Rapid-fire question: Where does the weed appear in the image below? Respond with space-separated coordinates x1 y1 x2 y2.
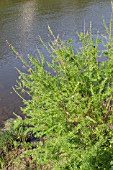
1 14 113 170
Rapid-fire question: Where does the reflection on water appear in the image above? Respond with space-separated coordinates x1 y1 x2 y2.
0 0 111 126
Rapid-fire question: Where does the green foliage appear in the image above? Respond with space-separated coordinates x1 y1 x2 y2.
0 129 13 169
0 118 37 169
12 21 113 169
2 17 113 169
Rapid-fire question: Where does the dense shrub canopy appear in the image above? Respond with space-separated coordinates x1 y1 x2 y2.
1 20 113 169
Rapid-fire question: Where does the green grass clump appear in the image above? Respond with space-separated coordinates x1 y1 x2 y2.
1 18 113 169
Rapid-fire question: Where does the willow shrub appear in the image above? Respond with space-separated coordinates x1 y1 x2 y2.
10 20 113 169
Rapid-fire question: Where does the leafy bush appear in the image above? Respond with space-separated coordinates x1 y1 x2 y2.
3 18 113 169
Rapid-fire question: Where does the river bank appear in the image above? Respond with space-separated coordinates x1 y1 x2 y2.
1 16 113 168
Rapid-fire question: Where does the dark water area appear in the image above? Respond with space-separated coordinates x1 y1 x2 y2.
0 0 111 127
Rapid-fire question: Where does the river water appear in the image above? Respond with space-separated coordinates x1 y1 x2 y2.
0 0 111 126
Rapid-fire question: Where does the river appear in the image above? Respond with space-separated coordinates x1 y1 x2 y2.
0 0 111 127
